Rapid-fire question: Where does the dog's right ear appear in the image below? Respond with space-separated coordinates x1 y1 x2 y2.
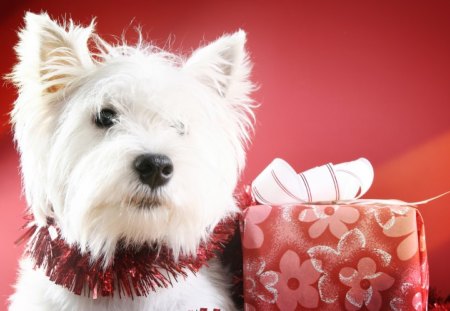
10 12 95 94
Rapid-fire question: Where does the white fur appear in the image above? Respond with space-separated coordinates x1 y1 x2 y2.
9 12 255 310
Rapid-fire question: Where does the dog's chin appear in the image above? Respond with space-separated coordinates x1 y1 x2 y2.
125 195 164 210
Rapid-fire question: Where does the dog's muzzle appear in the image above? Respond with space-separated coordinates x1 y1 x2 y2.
133 153 173 188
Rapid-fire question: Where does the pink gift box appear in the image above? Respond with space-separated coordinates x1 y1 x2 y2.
240 204 428 311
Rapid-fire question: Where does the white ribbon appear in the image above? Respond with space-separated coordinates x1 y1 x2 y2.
251 157 449 207
252 158 374 205
336 191 450 207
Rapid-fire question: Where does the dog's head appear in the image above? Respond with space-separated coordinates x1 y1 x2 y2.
10 12 255 262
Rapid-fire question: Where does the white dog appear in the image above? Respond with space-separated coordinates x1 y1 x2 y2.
8 12 255 311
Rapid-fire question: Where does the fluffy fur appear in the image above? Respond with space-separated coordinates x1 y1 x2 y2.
9 12 255 311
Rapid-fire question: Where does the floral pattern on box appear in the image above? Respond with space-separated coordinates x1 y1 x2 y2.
241 204 428 311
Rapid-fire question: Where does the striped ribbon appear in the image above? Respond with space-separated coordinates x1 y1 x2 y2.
251 158 449 207
251 158 374 205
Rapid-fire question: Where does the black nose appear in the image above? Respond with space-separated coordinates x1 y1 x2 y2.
133 154 173 188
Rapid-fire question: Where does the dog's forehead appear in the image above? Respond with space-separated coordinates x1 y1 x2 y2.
80 56 201 109
98 55 185 88
62 49 232 122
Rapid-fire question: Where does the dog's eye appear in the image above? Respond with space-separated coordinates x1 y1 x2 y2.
171 121 186 136
95 108 118 128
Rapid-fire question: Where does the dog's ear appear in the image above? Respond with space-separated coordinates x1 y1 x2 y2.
184 30 256 171
184 30 254 101
10 12 95 94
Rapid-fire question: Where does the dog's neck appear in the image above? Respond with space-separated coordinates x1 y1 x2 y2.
18 215 237 298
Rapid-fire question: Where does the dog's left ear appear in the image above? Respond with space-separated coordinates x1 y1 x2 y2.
184 30 253 101
10 12 95 94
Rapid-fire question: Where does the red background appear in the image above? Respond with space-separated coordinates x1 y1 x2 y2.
1 1 449 309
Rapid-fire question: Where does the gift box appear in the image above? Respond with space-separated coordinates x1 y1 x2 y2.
240 203 428 311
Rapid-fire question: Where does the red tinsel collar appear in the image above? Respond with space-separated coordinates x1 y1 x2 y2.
17 215 237 299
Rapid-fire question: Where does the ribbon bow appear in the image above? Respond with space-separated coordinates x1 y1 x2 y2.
251 158 374 205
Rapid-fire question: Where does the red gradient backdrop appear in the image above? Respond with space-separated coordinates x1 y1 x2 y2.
1 1 449 309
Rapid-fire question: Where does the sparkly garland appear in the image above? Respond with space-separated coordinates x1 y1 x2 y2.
17 215 237 299
428 288 450 310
